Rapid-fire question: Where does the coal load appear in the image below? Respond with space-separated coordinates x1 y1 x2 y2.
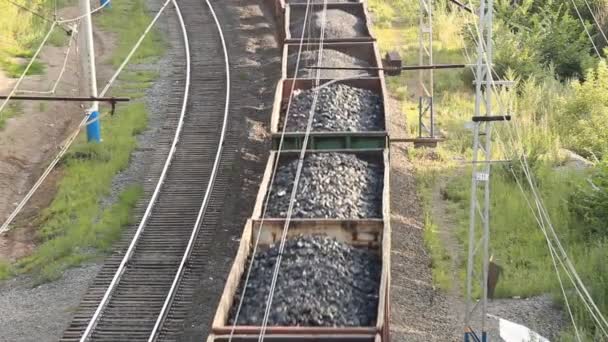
288 49 374 79
266 153 383 219
290 9 366 39
229 235 381 327
281 83 383 132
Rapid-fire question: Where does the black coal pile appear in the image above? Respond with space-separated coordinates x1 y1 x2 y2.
281 83 383 132
290 9 366 39
266 153 383 219
229 235 381 327
287 49 374 79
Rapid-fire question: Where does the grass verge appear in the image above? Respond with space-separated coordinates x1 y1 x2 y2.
7 0 164 283
0 102 23 129
370 1 607 339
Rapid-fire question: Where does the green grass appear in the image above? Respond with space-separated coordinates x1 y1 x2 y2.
371 1 608 339
0 59 46 78
417 169 453 291
48 28 69 47
96 0 165 66
0 259 13 280
1 0 164 283
18 99 150 282
0 102 23 129
0 0 53 75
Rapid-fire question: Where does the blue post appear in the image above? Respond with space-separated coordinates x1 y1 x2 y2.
86 110 101 143
100 0 111 9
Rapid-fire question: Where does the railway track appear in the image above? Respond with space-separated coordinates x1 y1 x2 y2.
61 0 232 341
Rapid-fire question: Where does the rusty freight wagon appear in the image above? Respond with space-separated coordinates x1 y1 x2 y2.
207 149 391 342
269 77 389 150
284 3 375 43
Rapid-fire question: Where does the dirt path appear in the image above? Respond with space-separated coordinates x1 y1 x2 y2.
432 173 465 298
388 97 462 341
0 2 178 341
0 6 116 261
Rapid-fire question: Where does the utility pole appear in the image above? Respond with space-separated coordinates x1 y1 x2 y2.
418 0 434 140
79 0 101 142
464 0 511 341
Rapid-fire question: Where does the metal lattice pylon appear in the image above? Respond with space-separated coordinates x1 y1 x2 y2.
464 0 499 341
418 0 434 138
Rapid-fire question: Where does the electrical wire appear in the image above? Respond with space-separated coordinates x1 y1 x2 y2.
227 1 316 339
98 0 174 97
0 0 174 234
457 2 608 335
257 2 330 340
569 0 603 58
56 1 106 24
582 0 608 45
0 21 57 121
17 22 80 95
3 0 54 23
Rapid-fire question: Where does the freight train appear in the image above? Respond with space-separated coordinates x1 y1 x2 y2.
208 1 391 340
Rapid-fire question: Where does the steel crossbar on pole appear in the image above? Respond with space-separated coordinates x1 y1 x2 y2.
418 0 435 139
464 1 507 341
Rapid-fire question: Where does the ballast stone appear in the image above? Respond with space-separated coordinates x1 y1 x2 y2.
266 152 383 219
281 83 383 132
228 235 381 327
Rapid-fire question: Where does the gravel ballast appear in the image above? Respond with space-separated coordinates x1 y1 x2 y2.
229 235 381 327
288 49 374 79
281 83 383 132
290 9 367 39
266 153 383 219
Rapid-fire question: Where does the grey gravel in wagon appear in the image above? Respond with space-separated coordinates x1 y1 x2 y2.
281 83 383 132
290 9 367 40
287 49 374 79
229 235 381 327
266 153 383 219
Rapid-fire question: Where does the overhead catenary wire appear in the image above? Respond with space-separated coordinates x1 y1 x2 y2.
506 159 583 341
0 21 57 120
227 0 316 339
3 0 54 23
569 0 603 58
76 2 197 339
56 1 106 24
449 0 584 332
257 2 330 341
457 1 608 335
18 21 80 95
146 0 230 339
0 0 174 235
582 0 608 45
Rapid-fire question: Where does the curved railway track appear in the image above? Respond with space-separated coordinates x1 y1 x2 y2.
61 0 232 340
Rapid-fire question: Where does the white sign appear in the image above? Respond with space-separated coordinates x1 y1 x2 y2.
475 172 489 181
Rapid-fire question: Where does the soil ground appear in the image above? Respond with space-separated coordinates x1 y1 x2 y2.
387 93 566 340
387 97 462 341
0 1 175 340
0 6 116 261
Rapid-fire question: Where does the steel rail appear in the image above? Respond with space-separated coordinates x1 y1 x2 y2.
77 0 193 339
147 0 231 339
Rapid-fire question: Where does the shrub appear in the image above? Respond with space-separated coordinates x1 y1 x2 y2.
569 160 608 240
558 61 608 159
